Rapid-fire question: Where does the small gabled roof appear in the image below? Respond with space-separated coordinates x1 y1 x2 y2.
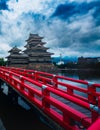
26 33 43 42
8 46 21 53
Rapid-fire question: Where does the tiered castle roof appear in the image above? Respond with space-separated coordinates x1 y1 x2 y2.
23 33 53 63
8 46 21 54
7 46 28 65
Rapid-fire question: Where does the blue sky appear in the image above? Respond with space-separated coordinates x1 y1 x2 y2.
0 0 100 58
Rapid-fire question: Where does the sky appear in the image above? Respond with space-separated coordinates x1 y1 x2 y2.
0 0 100 58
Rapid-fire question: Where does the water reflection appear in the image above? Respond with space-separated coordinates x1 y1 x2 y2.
59 69 100 84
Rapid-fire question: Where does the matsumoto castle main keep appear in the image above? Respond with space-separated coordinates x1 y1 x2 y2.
7 34 54 71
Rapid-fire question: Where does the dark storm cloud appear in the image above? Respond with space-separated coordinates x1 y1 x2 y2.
19 12 46 32
80 30 100 44
0 0 9 10
47 1 100 56
92 2 100 26
52 1 100 21
28 12 46 22
21 12 46 24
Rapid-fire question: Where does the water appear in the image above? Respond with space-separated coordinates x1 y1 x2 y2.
59 69 100 83
0 69 100 130
58 69 100 93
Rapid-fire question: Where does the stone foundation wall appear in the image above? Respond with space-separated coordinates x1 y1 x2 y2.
27 63 58 73
8 63 58 73
8 64 27 69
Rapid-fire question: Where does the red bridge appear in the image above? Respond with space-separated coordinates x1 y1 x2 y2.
0 66 100 130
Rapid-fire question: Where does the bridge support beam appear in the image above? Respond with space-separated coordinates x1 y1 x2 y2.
0 79 4 93
7 84 18 105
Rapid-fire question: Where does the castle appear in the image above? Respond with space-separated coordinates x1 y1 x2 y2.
7 34 55 72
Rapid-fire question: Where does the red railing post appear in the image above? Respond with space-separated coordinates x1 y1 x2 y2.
3 71 6 80
98 96 100 109
53 75 58 88
9 71 13 83
97 96 100 117
63 111 73 127
67 86 73 96
31 72 34 79
42 85 50 110
63 111 80 130
28 90 34 99
42 78 46 85
88 82 98 122
34 71 38 81
1 71 4 79
20 75 24 91
23 69 26 77
88 82 96 104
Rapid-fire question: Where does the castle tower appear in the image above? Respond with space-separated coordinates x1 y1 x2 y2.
23 33 54 71
7 46 28 68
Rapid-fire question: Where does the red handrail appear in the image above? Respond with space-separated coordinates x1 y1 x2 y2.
88 118 100 130
0 66 100 129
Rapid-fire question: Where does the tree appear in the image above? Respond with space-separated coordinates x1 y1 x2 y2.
0 58 6 66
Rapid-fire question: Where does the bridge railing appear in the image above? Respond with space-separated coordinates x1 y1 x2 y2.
3 67 100 105
0 67 100 129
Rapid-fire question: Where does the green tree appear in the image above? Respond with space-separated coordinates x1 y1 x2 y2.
0 58 6 66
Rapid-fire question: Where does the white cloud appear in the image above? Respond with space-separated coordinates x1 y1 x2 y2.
6 0 68 18
68 0 96 3
0 0 100 58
